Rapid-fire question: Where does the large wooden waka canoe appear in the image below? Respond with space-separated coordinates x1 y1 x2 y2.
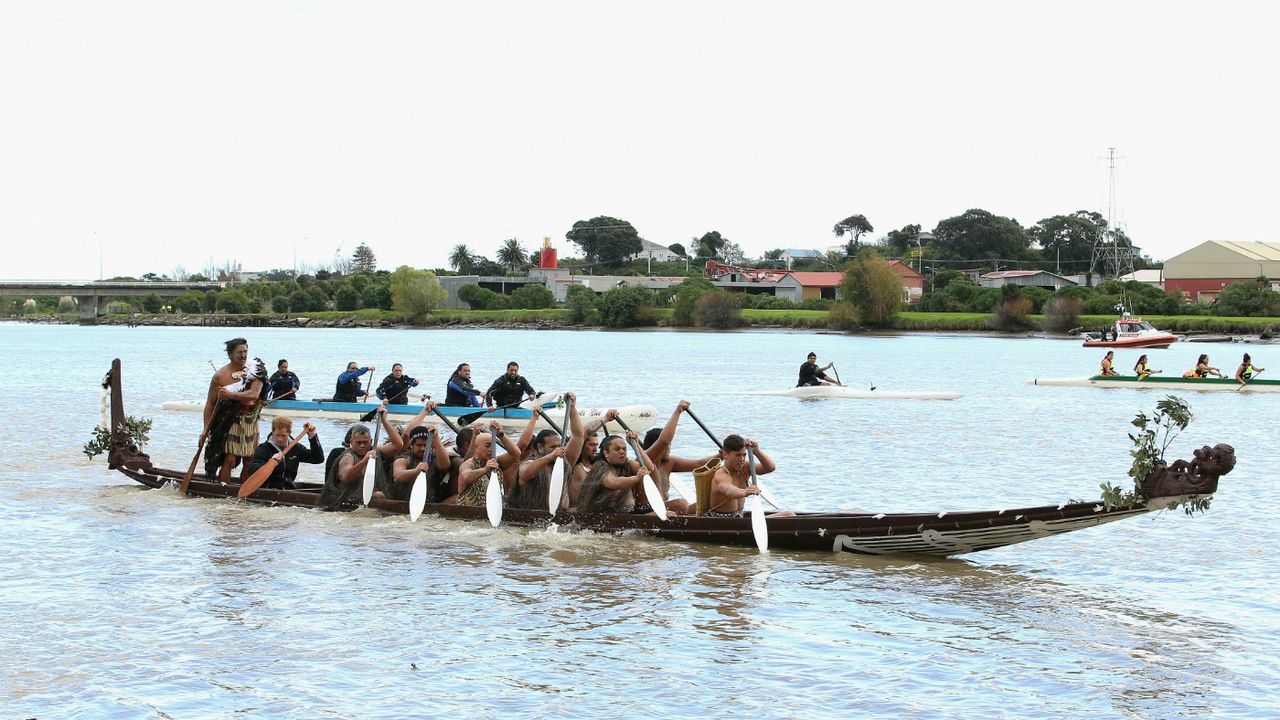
104 360 1194 558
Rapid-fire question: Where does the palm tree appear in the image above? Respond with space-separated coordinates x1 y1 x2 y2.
449 244 475 274
497 238 529 273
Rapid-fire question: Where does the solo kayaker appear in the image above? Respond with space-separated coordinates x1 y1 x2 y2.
1235 353 1265 387
1099 351 1119 376
334 362 374 402
797 352 842 387
1133 355 1162 380
1183 354 1223 379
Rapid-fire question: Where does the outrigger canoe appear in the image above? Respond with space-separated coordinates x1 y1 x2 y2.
160 397 660 432
1032 375 1280 393
104 360 1224 558
720 386 961 401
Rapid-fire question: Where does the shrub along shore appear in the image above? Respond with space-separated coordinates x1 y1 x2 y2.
11 309 1278 336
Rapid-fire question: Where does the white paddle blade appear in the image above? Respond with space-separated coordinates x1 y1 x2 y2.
750 495 768 551
669 475 695 503
485 474 503 527
642 476 668 521
409 473 427 522
361 459 376 506
548 458 565 514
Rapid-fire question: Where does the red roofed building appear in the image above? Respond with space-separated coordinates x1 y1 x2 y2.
704 260 925 304
886 260 925 304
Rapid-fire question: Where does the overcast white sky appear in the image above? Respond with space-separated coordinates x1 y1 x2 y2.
1 1 1276 280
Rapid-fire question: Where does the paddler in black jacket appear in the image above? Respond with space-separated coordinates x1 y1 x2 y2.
334 361 374 402
266 359 300 401
376 363 419 405
445 363 486 407
246 416 324 490
486 361 538 408
797 352 842 387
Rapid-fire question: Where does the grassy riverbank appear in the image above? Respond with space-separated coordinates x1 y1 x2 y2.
12 309 1280 334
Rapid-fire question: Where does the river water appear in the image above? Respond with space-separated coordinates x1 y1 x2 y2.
1 323 1276 719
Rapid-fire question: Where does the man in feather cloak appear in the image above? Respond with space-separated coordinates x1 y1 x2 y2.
201 338 268 484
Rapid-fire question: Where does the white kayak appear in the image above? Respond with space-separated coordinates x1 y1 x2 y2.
720 385 962 401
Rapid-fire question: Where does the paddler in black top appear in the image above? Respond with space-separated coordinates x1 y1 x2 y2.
509 393 586 511
266 359 301 401
334 361 374 402
385 425 451 502
797 352 842 387
246 415 324 490
445 363 486 407
486 361 538 408
319 406 403 509
376 363 419 405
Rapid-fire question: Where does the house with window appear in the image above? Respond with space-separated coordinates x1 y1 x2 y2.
779 249 825 269
632 239 681 262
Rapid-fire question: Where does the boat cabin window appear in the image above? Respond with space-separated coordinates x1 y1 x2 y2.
1136 321 1155 331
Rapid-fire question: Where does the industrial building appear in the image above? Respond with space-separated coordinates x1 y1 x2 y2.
1162 241 1280 303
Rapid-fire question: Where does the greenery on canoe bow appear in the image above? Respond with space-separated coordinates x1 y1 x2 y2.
1100 396 1210 515
83 415 153 459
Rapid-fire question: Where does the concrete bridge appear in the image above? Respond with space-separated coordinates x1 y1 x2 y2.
0 281 227 323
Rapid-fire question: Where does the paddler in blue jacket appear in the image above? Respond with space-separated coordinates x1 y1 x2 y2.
445 363 486 407
334 362 374 402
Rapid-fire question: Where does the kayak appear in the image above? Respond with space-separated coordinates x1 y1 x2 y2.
1031 375 1280 393
720 386 961 401
161 396 660 431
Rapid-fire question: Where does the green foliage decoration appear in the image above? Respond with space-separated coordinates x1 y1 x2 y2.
1100 396 1210 515
83 415 152 459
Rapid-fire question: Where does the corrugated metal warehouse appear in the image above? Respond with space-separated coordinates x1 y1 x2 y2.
1162 241 1280 302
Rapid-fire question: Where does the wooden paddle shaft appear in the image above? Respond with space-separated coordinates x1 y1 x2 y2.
683 408 724 450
